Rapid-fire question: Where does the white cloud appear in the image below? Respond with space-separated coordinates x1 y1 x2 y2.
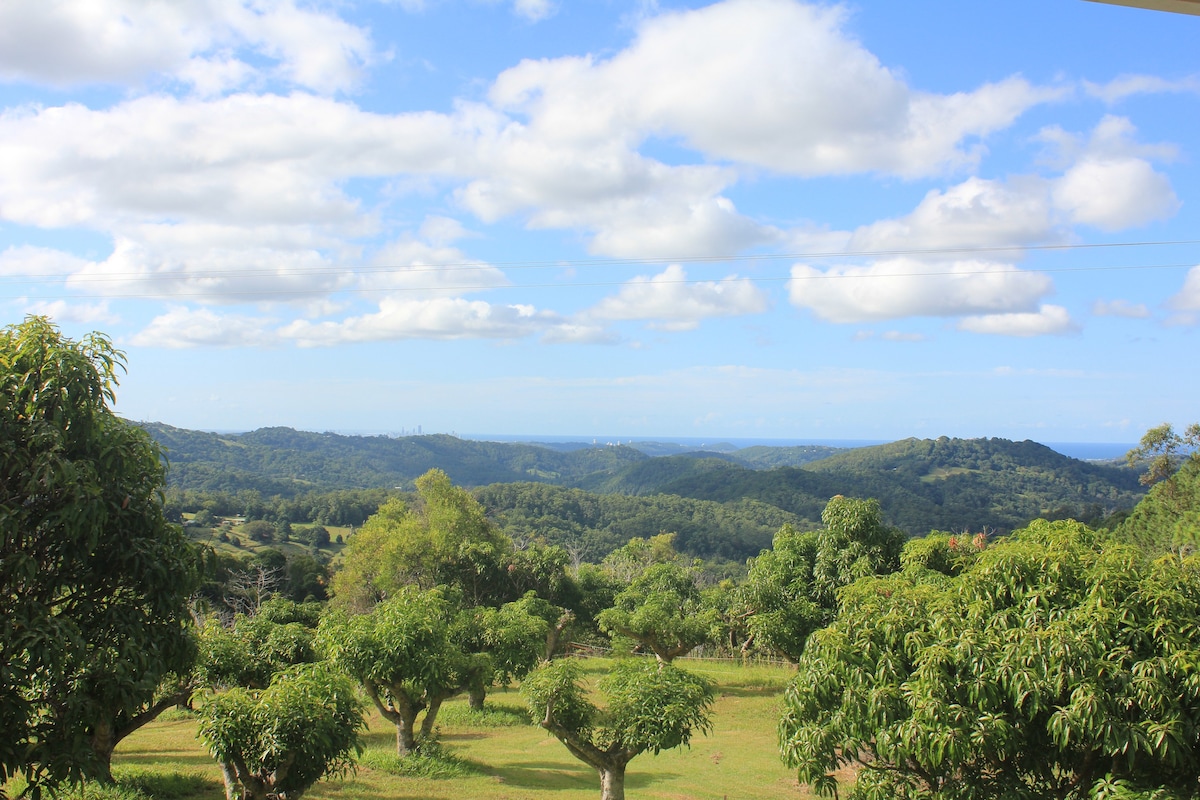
490 0 1058 178
847 176 1057 253
1092 299 1151 319
513 0 557 22
0 245 93 277
0 0 374 94
957 305 1078 337
1168 265 1200 312
588 264 769 331
279 296 556 345
20 299 119 326
787 257 1052 323
1083 74 1200 105
130 306 279 347
1048 116 1179 231
0 93 467 230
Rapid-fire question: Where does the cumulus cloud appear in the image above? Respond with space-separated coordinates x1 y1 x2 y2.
587 264 769 331
0 0 374 94
490 0 1057 179
1168 265 1200 313
19 299 119 326
787 258 1052 323
1092 299 1151 318
279 296 557 345
130 306 279 347
957 305 1078 337
847 176 1058 253
0 93 468 230
1047 116 1179 231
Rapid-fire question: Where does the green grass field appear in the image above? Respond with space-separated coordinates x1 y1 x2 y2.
69 658 812 800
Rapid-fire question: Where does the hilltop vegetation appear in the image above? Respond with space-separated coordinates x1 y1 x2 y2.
143 424 1145 565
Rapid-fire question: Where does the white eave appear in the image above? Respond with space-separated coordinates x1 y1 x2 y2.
1085 0 1200 15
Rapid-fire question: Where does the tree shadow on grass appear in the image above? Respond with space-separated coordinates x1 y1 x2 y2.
716 685 788 698
483 759 677 792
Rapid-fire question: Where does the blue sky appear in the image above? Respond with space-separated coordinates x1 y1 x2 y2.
1 0 1197 443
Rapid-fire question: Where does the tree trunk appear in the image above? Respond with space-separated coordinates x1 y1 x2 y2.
468 684 486 710
420 696 445 739
90 720 117 783
395 715 418 756
219 761 239 800
599 764 627 800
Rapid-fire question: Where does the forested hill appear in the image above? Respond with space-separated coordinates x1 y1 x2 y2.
142 423 650 492
682 436 1143 534
143 424 1144 544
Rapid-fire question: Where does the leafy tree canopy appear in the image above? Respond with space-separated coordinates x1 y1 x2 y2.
780 518 1200 800
1 317 198 790
522 658 714 800
197 663 363 800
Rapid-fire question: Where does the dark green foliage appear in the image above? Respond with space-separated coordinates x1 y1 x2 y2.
739 496 905 662
319 587 473 755
198 599 321 690
1 318 199 791
143 423 648 494
153 424 1145 563
1117 459 1200 557
780 519 1200 800
523 659 714 800
197 664 364 800
240 520 276 543
477 482 795 563
598 562 721 662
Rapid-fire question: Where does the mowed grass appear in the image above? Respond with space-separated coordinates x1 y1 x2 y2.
104 657 810 800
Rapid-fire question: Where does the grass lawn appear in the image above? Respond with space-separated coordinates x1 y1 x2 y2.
101 657 809 800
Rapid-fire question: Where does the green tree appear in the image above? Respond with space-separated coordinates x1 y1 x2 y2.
738 524 824 662
1119 423 1200 558
318 587 470 755
522 658 714 800
198 599 321 691
330 469 511 611
197 663 363 800
1126 422 1200 485
738 497 905 662
598 562 720 663
0 317 199 791
779 518 1200 800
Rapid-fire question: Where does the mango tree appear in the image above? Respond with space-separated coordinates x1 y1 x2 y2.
197 664 363 800
780 519 1200 800
1 317 198 790
522 659 714 800
318 587 471 755
597 562 720 662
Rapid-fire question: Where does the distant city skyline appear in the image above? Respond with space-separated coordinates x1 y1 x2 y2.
2 1 1197 443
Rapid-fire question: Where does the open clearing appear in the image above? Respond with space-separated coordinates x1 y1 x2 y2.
102 658 811 800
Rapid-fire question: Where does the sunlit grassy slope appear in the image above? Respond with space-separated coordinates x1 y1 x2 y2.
103 658 809 800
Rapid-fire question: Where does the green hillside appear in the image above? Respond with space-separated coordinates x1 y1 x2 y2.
143 425 1146 558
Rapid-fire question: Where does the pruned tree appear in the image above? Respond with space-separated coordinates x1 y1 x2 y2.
598 562 720 663
318 587 470 755
522 659 714 800
197 664 363 800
